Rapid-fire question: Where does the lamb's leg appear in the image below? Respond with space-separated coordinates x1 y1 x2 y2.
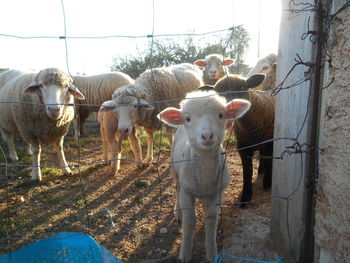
73 114 80 138
109 138 122 175
179 192 195 263
31 144 42 182
100 121 109 164
239 148 254 207
1 130 18 161
55 138 72 175
143 130 153 164
129 127 143 167
173 171 181 225
204 195 222 262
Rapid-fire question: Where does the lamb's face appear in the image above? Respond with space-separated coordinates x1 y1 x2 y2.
114 95 140 137
158 91 251 153
195 55 234 83
114 95 154 138
182 99 227 151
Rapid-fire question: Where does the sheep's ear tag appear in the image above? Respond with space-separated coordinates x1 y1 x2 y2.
25 82 41 92
194 60 206 68
157 108 184 126
246 74 265 89
68 85 85 100
225 99 251 120
223 59 234 66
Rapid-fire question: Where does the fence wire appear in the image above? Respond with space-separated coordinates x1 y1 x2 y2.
0 0 348 262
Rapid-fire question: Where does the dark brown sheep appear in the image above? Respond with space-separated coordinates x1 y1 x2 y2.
215 74 275 206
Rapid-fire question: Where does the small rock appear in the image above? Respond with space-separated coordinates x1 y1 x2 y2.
159 227 168 234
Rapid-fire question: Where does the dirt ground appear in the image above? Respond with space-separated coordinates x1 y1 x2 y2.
0 118 281 263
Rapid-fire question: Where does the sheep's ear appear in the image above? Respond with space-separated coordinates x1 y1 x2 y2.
157 108 184 127
99 100 116 112
223 59 234 66
198 85 215 92
139 98 154 121
68 85 85 100
25 81 41 92
194 60 207 68
246 74 265 89
224 99 251 120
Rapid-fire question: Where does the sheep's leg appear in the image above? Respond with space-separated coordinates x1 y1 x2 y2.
257 157 264 177
55 138 72 176
179 191 195 263
204 194 222 262
129 127 143 167
143 130 153 164
1 130 18 161
31 144 41 182
73 114 80 138
109 138 122 175
261 145 273 189
165 126 173 144
24 142 32 156
239 148 254 207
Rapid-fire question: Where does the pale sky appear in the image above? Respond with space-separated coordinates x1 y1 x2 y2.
0 0 281 75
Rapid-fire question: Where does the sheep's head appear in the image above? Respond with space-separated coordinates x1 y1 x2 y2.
194 54 234 85
25 68 85 120
102 84 153 137
247 54 277 91
158 90 251 152
214 74 265 101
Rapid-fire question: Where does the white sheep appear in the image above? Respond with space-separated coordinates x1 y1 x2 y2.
158 90 251 263
246 53 277 91
0 68 85 181
97 100 142 175
73 72 134 137
105 63 203 164
0 69 23 89
194 54 234 85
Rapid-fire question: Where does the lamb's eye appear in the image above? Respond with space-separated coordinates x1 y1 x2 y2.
219 113 223 119
186 116 191 122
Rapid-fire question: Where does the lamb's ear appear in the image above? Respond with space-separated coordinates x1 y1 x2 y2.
194 60 207 68
68 84 85 100
223 59 234 66
157 107 184 127
99 100 116 112
25 81 42 92
246 74 265 89
224 99 251 120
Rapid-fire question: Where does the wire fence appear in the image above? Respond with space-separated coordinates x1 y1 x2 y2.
0 0 348 262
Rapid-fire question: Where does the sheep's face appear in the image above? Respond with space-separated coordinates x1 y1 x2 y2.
158 91 251 152
25 69 85 120
195 54 234 83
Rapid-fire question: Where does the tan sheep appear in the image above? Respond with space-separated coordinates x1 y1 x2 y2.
73 72 134 136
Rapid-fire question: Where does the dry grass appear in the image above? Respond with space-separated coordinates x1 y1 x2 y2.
0 119 272 262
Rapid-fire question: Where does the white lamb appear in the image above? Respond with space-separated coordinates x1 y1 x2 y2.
158 90 251 263
0 68 85 182
73 72 134 137
97 100 142 175
194 54 234 85
104 63 203 165
246 53 277 91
